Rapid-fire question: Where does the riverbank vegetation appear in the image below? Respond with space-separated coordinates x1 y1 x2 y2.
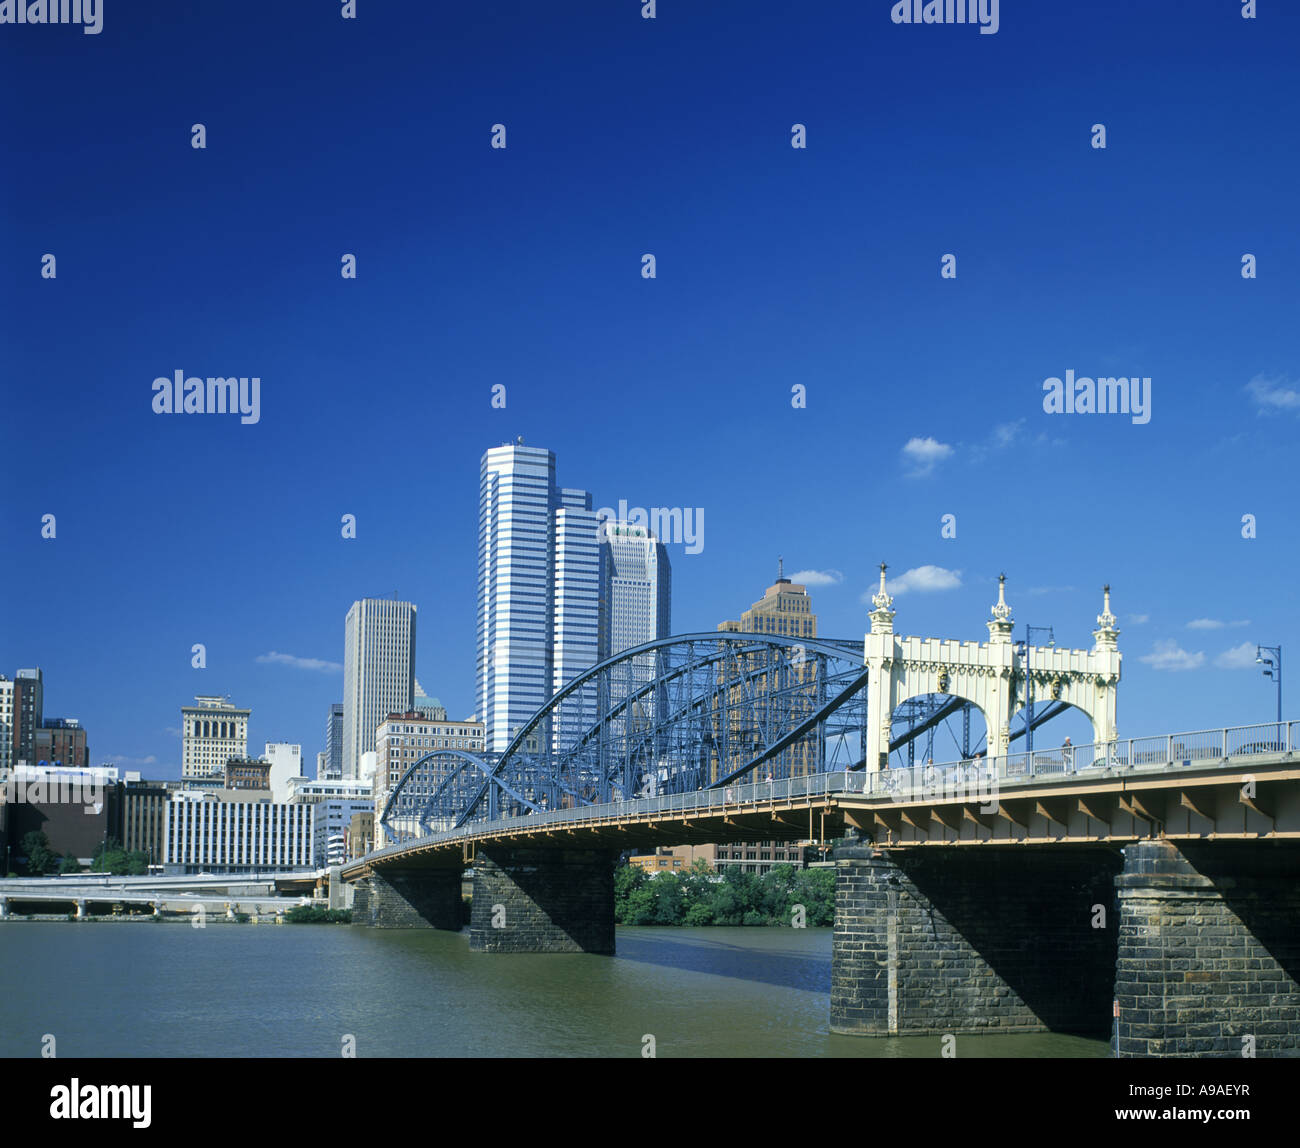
614 860 834 927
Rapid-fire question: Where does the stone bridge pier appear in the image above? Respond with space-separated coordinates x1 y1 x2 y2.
831 842 1121 1038
352 847 619 954
1114 840 1300 1057
831 838 1300 1055
468 846 618 954
351 866 464 930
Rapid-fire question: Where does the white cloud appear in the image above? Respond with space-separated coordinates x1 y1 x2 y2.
1186 618 1250 630
872 565 962 596
1127 614 1150 625
970 419 1026 463
991 420 1024 448
1215 642 1259 670
103 754 158 766
901 436 954 478
1246 375 1300 414
789 569 842 587
1139 640 1205 672
257 651 343 673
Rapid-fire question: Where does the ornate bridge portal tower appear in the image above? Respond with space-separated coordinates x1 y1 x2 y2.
862 567 1121 770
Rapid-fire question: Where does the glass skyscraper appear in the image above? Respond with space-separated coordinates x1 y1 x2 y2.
598 521 671 659
477 441 602 753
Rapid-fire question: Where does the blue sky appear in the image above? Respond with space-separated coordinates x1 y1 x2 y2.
2 1 1296 776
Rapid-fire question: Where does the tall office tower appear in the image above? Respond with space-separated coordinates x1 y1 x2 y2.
181 696 251 779
324 703 344 780
342 599 416 780
717 560 820 778
476 442 603 753
13 668 44 766
718 559 818 641
0 676 14 777
598 521 671 657
598 521 672 745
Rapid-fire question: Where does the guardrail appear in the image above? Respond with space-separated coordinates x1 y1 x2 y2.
358 720 1298 865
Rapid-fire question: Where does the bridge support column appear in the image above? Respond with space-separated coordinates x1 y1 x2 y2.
831 842 1120 1037
351 867 463 929
1114 840 1300 1057
75 899 87 919
0 895 8 918
469 847 617 954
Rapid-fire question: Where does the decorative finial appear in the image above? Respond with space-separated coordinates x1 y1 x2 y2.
991 573 1012 622
1096 584 1117 631
871 564 891 608
869 561 895 631
987 572 1015 643
1093 583 1120 650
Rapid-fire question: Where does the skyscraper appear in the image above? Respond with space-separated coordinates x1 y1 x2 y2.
598 521 671 658
324 703 344 780
597 521 672 753
343 599 416 779
182 696 251 779
477 441 602 752
13 668 44 767
718 561 820 778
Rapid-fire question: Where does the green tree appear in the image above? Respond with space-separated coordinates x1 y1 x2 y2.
20 831 56 876
58 854 80 875
791 867 835 926
89 838 147 876
649 871 683 924
614 863 648 923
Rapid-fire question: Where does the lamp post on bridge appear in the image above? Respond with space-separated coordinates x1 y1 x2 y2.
1255 645 1282 743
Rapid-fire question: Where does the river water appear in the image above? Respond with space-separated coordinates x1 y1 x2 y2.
0 922 1108 1058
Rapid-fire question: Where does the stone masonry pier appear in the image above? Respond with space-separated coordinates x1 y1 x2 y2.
468 846 618 954
831 842 1121 1037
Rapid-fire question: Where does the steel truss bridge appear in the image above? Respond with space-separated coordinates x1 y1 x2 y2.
379 632 1085 845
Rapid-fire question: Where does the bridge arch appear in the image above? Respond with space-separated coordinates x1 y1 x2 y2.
863 568 1121 770
380 632 870 840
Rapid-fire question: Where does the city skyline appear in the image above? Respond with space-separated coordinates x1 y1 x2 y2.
3 3 1297 777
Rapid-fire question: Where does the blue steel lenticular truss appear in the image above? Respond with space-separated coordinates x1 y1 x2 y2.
381 632 883 842
378 632 1028 844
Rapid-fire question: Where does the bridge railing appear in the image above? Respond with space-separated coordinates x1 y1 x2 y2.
883 720 1297 795
363 721 1297 860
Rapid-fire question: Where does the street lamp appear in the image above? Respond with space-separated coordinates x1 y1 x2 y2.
1255 645 1282 737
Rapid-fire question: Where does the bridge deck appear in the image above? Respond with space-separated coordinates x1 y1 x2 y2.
345 745 1300 878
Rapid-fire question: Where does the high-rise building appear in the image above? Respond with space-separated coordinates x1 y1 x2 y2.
476 442 602 752
0 676 13 778
181 696 251 779
718 559 817 643
324 703 344 780
412 681 447 721
598 521 671 657
13 668 44 767
342 599 416 780
264 742 305 802
717 561 820 778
